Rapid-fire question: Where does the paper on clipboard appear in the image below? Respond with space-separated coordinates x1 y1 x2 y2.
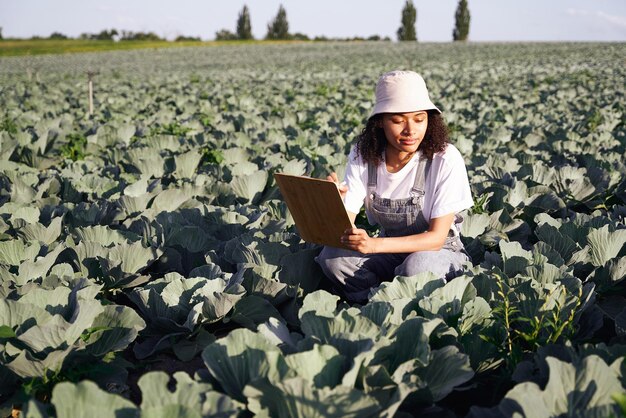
274 173 352 248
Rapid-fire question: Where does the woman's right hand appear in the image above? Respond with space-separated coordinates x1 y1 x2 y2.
327 172 348 200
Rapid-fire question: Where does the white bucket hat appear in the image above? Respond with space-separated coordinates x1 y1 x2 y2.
370 70 441 118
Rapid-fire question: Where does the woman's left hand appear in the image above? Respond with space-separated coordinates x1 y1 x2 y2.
340 228 379 254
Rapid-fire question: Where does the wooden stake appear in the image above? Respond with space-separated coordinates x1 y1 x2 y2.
87 71 97 115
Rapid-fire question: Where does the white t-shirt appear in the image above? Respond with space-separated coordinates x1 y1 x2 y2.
343 143 473 224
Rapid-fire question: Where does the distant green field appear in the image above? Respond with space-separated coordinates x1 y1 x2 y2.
0 38 295 56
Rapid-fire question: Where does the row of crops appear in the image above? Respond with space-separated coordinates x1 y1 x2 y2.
0 42 625 417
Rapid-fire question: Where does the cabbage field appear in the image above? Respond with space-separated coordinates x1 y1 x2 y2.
0 42 625 417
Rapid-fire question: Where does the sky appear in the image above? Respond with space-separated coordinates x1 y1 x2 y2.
1 0 626 42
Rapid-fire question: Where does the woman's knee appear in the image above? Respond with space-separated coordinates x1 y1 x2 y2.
395 250 467 280
315 246 359 284
315 247 382 303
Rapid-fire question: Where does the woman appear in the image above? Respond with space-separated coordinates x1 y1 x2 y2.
316 70 473 304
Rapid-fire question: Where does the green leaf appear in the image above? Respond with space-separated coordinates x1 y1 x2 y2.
245 377 381 418
458 297 492 335
360 302 394 327
285 344 345 388
123 176 149 197
85 305 146 356
17 299 104 352
0 325 16 338
150 187 196 212
535 223 578 263
17 244 66 285
125 148 165 178
280 159 307 176
418 275 476 323
613 393 626 417
229 295 283 330
201 328 290 402
587 225 626 267
370 317 430 373
172 329 216 362
73 225 138 246
0 298 51 334
174 150 202 179
461 213 491 238
138 371 211 416
257 317 301 350
587 256 626 293
9 205 41 224
0 239 40 266
370 273 443 302
221 148 250 165
229 161 259 176
300 308 381 343
299 290 339 319
469 355 623 417
52 380 139 418
417 345 474 402
108 241 160 274
278 248 323 293
15 217 63 245
20 399 50 418
499 240 531 260
230 170 268 204
199 285 245 325
6 347 72 378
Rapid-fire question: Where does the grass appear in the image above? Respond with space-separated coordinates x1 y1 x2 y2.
0 39 312 57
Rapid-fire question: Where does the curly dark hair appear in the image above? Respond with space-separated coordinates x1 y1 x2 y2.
354 110 449 166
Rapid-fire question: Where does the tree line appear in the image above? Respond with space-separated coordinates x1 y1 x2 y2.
0 1 470 43
397 0 470 41
215 5 389 42
25 29 183 42
217 1 470 42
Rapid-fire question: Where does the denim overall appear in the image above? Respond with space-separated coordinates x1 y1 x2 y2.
316 156 470 304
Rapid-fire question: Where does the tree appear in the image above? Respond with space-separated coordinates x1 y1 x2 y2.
79 29 116 41
85 29 118 40
0 27 3 40
236 5 253 40
49 32 68 40
175 35 201 42
215 29 238 41
397 1 417 41
266 5 290 40
119 31 160 41
453 0 471 41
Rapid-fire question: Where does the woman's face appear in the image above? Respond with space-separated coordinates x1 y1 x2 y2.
381 111 429 156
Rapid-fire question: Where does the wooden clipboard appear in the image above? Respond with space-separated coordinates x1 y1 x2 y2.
274 173 352 248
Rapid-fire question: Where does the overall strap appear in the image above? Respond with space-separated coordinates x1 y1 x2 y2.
367 161 377 190
365 161 378 222
410 157 461 238
410 157 431 200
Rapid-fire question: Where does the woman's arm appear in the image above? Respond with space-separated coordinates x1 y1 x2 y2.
340 212 456 254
